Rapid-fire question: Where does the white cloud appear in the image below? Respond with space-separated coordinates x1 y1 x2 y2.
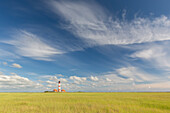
131 49 155 59
102 73 130 84
131 44 170 71
2 30 64 61
58 78 67 82
73 80 80 84
41 75 68 85
46 84 53 88
90 76 99 81
27 72 38 76
49 76 58 81
83 67 170 91
131 46 165 60
106 78 111 82
116 67 158 82
135 81 170 89
2 62 8 66
10 73 18 76
47 76 68 82
0 49 20 59
50 1 170 46
11 63 22 68
0 73 42 90
55 74 64 77
36 68 170 92
46 80 56 84
69 76 86 82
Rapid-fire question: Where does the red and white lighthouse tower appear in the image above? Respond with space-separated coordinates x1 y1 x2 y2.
58 81 61 92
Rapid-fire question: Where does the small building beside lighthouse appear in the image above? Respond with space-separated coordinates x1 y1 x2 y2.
53 89 58 92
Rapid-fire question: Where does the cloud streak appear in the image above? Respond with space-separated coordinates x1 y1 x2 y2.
116 67 158 82
2 30 64 61
131 43 170 71
50 1 170 46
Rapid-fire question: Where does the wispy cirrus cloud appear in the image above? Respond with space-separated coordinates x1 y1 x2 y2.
0 49 20 59
49 0 170 46
131 43 170 71
2 30 64 61
116 67 158 82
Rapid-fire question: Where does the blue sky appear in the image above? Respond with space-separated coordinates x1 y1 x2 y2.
0 0 170 92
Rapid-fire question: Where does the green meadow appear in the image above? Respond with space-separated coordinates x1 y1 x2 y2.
0 92 169 113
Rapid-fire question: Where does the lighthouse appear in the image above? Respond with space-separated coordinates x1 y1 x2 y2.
58 81 61 92
50 81 66 93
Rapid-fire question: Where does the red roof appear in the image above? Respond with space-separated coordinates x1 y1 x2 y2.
61 89 66 92
53 89 58 92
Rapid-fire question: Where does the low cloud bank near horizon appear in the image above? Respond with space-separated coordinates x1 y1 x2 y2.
1 68 170 92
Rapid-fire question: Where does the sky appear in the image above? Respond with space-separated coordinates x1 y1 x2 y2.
0 0 170 92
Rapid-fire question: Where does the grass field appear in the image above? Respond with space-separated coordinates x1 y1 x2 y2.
0 92 170 113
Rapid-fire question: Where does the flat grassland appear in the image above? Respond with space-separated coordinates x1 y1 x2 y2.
0 92 169 113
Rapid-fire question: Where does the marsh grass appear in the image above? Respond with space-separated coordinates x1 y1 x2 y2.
0 92 169 113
